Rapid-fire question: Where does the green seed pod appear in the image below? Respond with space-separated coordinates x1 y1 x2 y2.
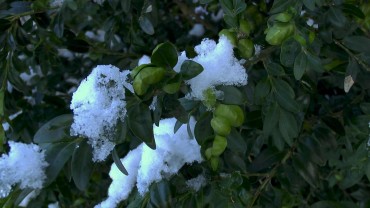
210 156 219 171
131 64 154 79
214 104 244 127
218 29 237 46
205 147 213 160
265 22 295 46
211 116 231 136
239 19 252 36
238 38 254 59
202 88 217 109
133 78 149 96
139 66 166 84
212 135 227 156
274 12 293 23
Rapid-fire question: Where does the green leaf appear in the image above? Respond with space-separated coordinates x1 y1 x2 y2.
343 36 370 53
294 52 308 80
255 79 271 103
0 19 11 31
322 116 345 136
67 39 90 53
279 109 298 146
223 14 238 28
244 110 263 129
248 148 285 172
194 112 213 145
34 114 73 144
218 85 246 105
342 3 365 19
72 141 93 191
227 128 247 155
121 0 131 13
112 147 129 175
328 7 347 28
269 0 295 14
0 89 4 116
180 60 204 80
306 52 323 73
273 79 300 113
139 15 154 35
263 103 280 137
128 103 156 149
303 0 315 10
293 155 318 187
150 180 172 208
53 12 64 38
219 0 246 16
267 62 286 76
44 142 76 185
280 38 301 68
151 42 178 68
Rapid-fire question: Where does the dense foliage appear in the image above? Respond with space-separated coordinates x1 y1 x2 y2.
1 0 370 207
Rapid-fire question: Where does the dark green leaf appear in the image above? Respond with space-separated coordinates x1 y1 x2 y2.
255 79 271 102
267 62 286 76
263 102 280 137
218 85 246 105
180 60 204 80
67 39 90 53
121 0 131 13
128 103 156 149
303 0 315 10
269 0 295 14
151 42 178 68
328 7 347 28
219 0 246 16
279 109 298 146
294 52 308 80
322 116 345 136
271 127 285 151
53 13 64 38
194 112 213 145
343 36 370 53
273 79 300 113
112 147 129 175
248 148 285 172
9 1 31 14
72 141 93 191
293 155 318 187
227 128 247 155
200 0 213 3
306 52 323 73
244 110 262 129
342 3 365 19
223 14 238 28
360 103 370 114
139 16 154 35
0 19 11 31
150 180 172 208
34 114 73 144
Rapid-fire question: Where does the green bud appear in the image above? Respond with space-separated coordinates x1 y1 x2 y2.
239 19 252 36
238 38 254 59
212 135 227 156
205 147 213 160
210 156 219 171
274 12 293 22
218 29 237 46
131 64 153 79
214 104 244 127
202 88 217 109
211 116 231 136
139 67 166 84
265 22 295 46
133 78 149 96
162 82 181 94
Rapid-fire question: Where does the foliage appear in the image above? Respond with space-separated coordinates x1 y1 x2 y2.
1 0 370 207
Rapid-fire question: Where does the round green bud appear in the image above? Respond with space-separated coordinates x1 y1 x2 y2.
219 29 237 46
265 22 295 46
210 156 219 171
211 116 231 136
238 38 254 59
274 12 293 23
133 78 149 96
139 66 166 84
214 104 244 127
205 147 213 160
212 135 227 156
239 19 252 36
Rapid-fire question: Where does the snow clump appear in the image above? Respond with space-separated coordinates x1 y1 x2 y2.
174 36 248 101
0 142 48 198
70 65 132 162
95 117 203 208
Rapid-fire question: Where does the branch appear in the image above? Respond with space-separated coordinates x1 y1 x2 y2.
333 39 370 72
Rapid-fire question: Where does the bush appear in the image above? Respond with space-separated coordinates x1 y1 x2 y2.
1 0 370 207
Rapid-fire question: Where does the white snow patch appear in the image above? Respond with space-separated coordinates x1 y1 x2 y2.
138 55 151 65
189 24 205 37
96 118 202 208
70 65 132 162
186 174 206 191
48 202 60 208
0 142 48 198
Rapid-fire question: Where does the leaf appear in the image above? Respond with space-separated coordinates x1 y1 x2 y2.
322 116 345 136
112 147 129 175
279 109 298 146
72 141 93 191
267 62 286 76
44 142 76 185
227 128 247 155
255 79 271 103
150 180 172 208
34 114 73 144
139 15 154 35
218 85 246 105
244 110 263 129
342 3 365 19
0 19 11 31
248 148 285 172
292 155 318 187
294 52 308 80
328 7 346 28
0 89 4 116
219 0 246 16
273 79 300 113
303 0 315 10
151 42 178 68
53 12 64 38
263 103 280 137
223 14 238 28
343 36 370 53
128 103 156 149
180 60 204 80
121 0 131 13
269 0 295 14
194 112 213 145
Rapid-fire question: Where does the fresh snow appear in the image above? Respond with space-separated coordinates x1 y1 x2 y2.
96 117 203 208
70 65 132 162
0 142 48 198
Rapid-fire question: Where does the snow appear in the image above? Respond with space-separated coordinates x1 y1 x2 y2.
96 117 203 208
70 65 132 162
174 36 248 101
48 202 60 208
138 55 151 65
189 24 205 37
58 49 74 60
85 30 106 42
19 190 39 207
186 174 206 191
0 142 48 198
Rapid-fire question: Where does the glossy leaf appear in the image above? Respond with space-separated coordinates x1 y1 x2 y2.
151 42 178 68
279 109 298 146
34 114 73 144
248 148 285 172
273 79 300 113
218 85 246 105
150 180 172 208
112 147 129 175
328 7 346 28
343 36 370 53
267 62 286 76
139 16 154 35
194 112 213 145
180 60 204 80
263 102 280 137
294 52 308 80
72 141 93 191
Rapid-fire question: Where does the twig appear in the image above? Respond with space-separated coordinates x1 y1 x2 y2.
333 39 370 72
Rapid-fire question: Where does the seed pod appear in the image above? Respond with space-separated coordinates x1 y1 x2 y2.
265 22 295 46
239 19 252 36
205 147 213 160
214 104 244 127
238 38 254 59
133 78 149 96
212 135 227 156
139 66 166 84
210 156 219 171
219 29 237 46
211 116 231 136
274 12 293 23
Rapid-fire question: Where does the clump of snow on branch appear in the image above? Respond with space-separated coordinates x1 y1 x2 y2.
174 36 248 101
95 118 203 208
186 174 207 191
0 142 48 198
70 65 132 162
